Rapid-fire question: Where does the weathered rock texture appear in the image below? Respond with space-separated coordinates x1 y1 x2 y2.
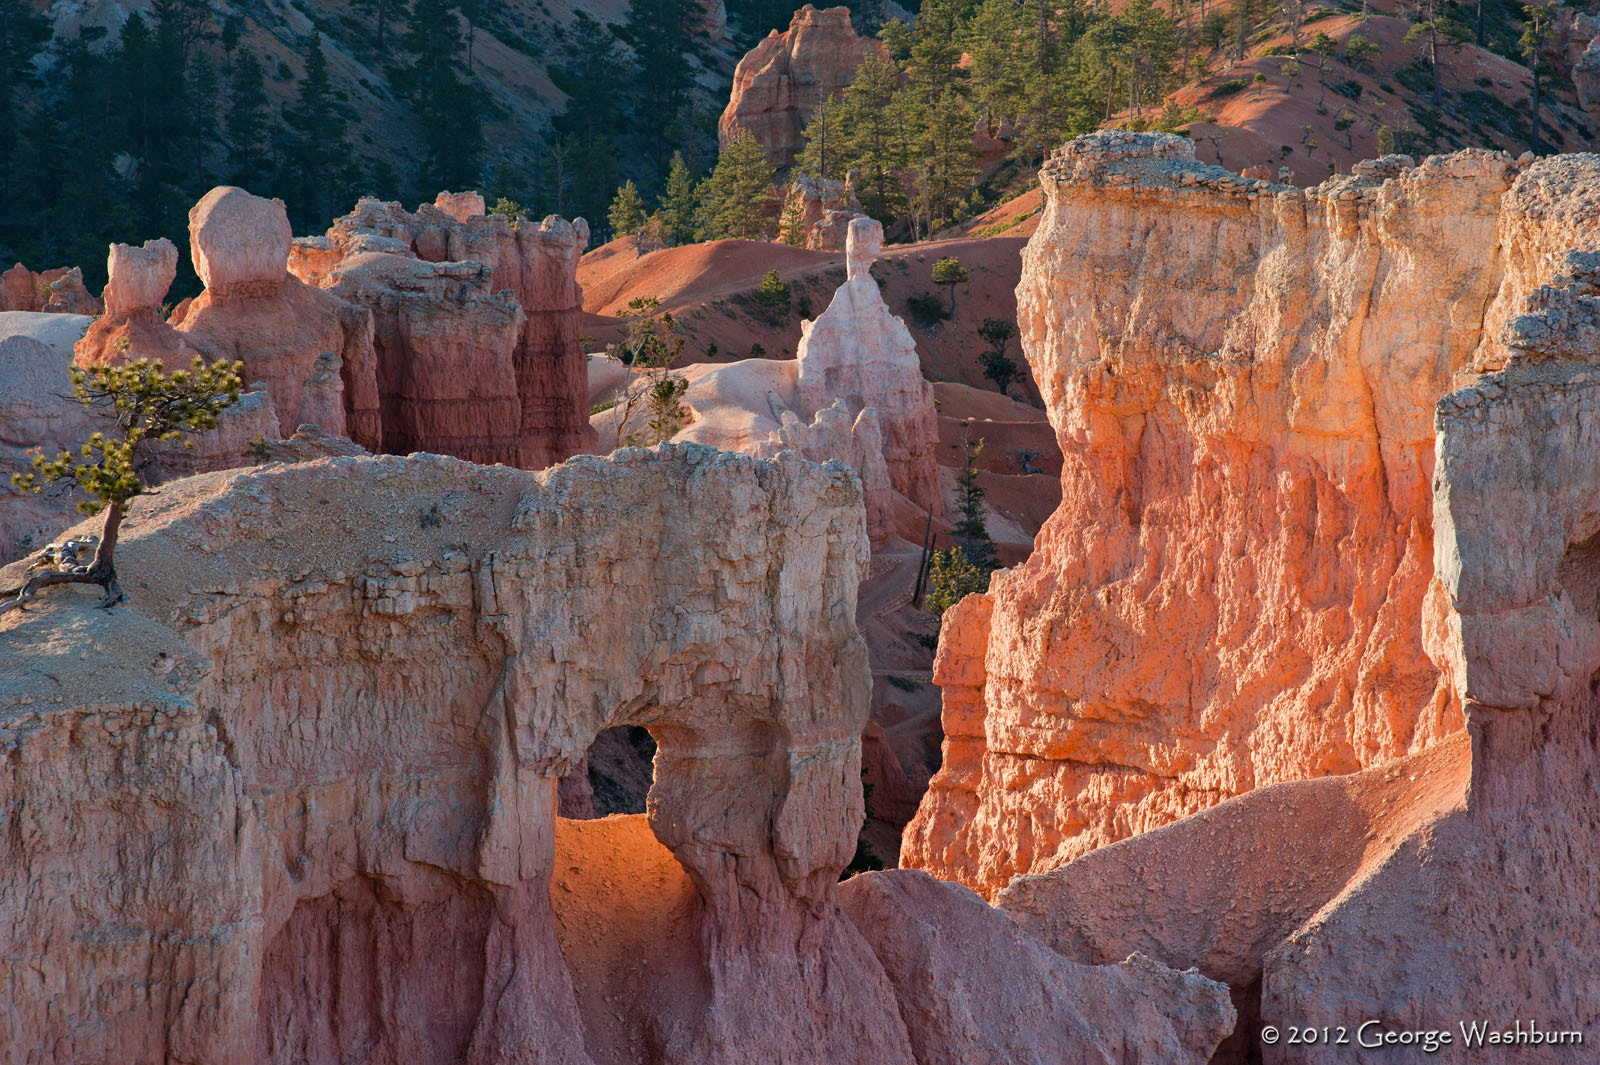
174 188 378 444
317 253 526 465
0 446 880 1065
996 235 1600 1063
782 176 871 253
0 445 1236 1064
295 194 595 467
73 190 380 449
752 399 894 544
903 134 1599 897
75 238 192 369
0 263 99 314
591 219 938 539
840 869 1233 1065
1555 9 1600 117
718 5 885 169
796 218 941 513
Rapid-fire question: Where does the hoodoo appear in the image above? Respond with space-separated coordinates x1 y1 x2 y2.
903 133 1600 898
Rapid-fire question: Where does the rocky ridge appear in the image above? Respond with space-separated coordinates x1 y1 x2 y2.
294 192 597 467
903 132 1600 896
0 444 1233 1064
995 230 1600 1064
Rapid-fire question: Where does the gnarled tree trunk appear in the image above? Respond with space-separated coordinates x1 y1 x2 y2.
0 501 125 615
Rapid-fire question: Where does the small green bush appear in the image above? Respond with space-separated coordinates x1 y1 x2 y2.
752 269 791 319
925 547 991 616
907 291 948 322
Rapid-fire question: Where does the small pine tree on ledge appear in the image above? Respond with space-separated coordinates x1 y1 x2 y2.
3 356 243 615
931 256 970 316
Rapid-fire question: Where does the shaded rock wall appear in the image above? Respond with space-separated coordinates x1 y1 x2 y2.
316 253 526 465
840 869 1233 1065
299 194 596 468
903 133 1599 897
0 263 99 314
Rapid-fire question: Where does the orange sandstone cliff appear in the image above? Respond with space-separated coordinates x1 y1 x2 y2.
998 222 1600 1063
903 132 1600 897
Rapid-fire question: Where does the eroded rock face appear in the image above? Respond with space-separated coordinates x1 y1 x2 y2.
752 399 894 544
0 442 1240 1063
0 445 892 1065
1556 10 1600 117
902 134 1596 897
782 176 871 252
76 238 192 368
39 267 98 314
840 869 1234 1065
298 195 596 467
189 185 293 298
317 252 526 465
995 234 1600 1064
718 5 885 169
796 219 941 513
71 190 380 449
0 264 100 315
174 188 378 445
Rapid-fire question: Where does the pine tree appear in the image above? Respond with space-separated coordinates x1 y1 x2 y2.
550 12 629 144
655 152 697 245
351 0 396 56
914 92 979 235
226 52 274 191
626 0 699 162
5 356 244 615
403 0 484 192
794 95 843 181
7 38 128 287
1520 1 1555 153
952 437 996 570
0 0 49 203
608 180 647 239
284 33 351 228
537 134 618 228
777 190 808 247
219 13 243 72
186 54 220 183
977 317 1018 394
112 14 162 170
693 133 776 241
931 256 970 315
831 54 912 223
925 547 990 616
